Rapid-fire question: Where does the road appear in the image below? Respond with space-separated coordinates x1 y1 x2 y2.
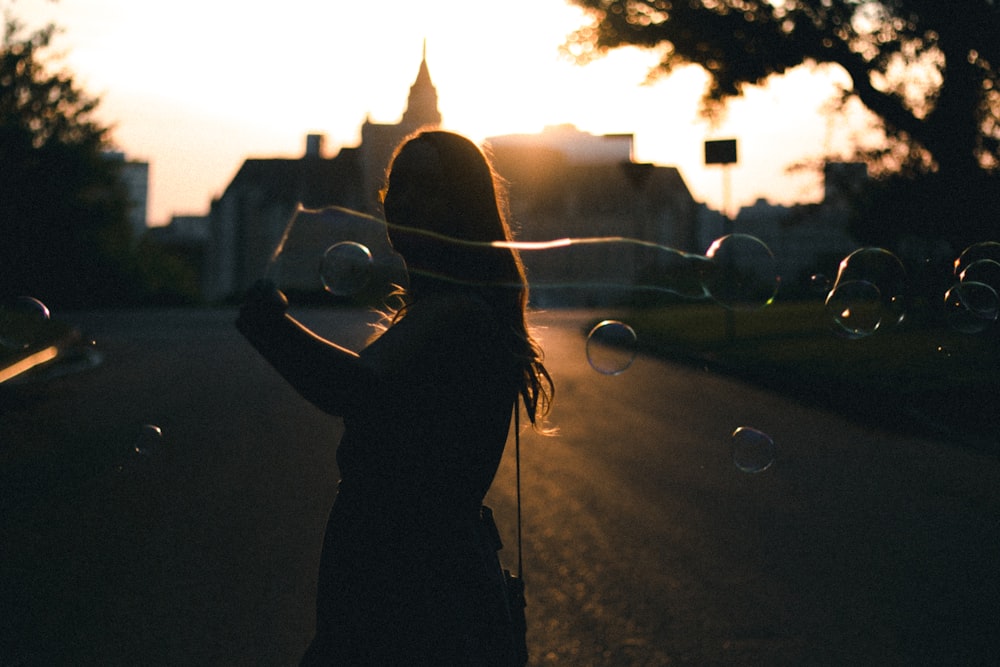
2 307 999 665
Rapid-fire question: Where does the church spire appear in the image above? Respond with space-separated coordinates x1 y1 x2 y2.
401 41 441 129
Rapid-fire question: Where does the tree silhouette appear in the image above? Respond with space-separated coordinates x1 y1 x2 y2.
1 13 137 307
564 0 1000 245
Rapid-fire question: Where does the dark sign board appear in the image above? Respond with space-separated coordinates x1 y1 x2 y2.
704 139 738 165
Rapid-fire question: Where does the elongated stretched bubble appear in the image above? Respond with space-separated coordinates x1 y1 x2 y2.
265 206 778 309
263 205 782 354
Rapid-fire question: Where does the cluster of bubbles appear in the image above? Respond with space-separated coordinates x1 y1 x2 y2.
945 241 1000 334
818 241 1000 339
823 247 907 339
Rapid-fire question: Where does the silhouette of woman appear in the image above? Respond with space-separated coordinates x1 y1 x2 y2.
237 130 553 665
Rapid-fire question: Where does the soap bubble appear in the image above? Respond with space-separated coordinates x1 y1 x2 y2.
731 426 776 473
825 280 883 339
267 205 407 304
958 259 1000 293
701 234 779 311
134 423 163 456
826 248 906 337
586 320 637 375
0 296 52 350
320 241 374 296
944 281 999 334
117 424 165 474
954 241 1000 277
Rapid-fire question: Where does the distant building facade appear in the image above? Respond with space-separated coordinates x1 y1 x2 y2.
487 125 700 306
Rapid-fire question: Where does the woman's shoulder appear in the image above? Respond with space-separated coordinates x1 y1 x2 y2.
395 291 506 354
413 290 497 324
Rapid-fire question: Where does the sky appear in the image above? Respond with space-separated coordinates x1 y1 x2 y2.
13 0 873 227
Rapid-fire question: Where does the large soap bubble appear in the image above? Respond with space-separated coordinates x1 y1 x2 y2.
825 248 906 338
701 234 780 311
946 242 1000 334
320 241 375 297
267 205 408 306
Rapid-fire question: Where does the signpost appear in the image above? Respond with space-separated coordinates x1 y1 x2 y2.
705 139 738 340
704 138 738 222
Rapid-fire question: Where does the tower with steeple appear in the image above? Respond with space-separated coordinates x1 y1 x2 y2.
359 45 443 212
401 41 442 129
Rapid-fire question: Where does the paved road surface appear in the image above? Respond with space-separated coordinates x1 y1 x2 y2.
2 308 998 665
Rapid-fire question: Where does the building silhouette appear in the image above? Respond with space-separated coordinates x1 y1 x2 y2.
203 49 442 302
486 125 700 306
200 51 747 305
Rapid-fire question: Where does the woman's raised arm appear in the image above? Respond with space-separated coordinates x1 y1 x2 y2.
236 281 374 416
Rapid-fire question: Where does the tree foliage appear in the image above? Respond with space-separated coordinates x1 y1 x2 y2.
0 11 141 307
565 0 1000 243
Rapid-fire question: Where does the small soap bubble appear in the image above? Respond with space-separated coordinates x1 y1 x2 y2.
944 281 999 334
586 320 637 375
825 279 883 339
134 423 163 456
320 241 374 296
731 426 776 473
0 296 52 350
701 234 779 311
117 424 164 474
809 273 831 294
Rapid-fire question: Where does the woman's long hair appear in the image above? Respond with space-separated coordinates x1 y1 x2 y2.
380 130 553 426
